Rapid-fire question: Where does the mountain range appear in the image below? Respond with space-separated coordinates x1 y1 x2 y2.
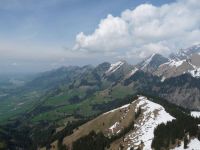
0 44 200 150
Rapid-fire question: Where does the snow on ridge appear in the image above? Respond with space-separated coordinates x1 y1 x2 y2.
127 68 138 78
172 138 200 150
168 59 185 67
187 61 200 78
141 53 156 69
191 111 200 118
106 61 124 74
193 43 200 49
107 103 131 135
188 61 198 69
185 43 200 52
189 68 200 78
177 44 200 57
103 95 175 150
158 56 200 78
126 96 175 150
130 68 138 76
159 59 185 68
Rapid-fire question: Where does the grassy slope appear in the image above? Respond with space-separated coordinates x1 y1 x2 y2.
44 94 199 150
30 84 135 123
47 99 137 150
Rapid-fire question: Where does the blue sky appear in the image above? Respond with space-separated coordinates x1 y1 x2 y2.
1 0 200 74
0 0 174 46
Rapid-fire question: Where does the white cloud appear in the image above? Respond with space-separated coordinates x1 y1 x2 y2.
74 14 131 53
73 0 200 60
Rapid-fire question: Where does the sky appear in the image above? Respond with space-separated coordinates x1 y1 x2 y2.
0 0 200 74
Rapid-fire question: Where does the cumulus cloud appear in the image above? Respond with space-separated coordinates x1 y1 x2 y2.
74 15 131 53
73 0 200 60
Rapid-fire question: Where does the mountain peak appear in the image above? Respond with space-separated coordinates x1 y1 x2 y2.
181 43 200 54
170 44 200 60
141 53 157 68
105 60 126 74
138 53 169 73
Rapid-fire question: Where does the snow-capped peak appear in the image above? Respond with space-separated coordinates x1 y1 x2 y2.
182 43 200 54
156 44 200 79
106 60 125 74
171 43 200 60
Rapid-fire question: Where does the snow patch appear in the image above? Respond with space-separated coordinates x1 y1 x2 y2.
126 96 175 150
168 59 185 67
158 59 184 68
189 68 200 77
191 111 200 118
107 104 130 135
129 68 138 76
141 53 156 69
126 68 138 79
161 76 166 82
172 138 200 150
106 61 124 74
188 61 200 78
109 122 120 133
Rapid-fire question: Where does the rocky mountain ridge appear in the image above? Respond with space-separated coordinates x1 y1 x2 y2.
138 44 200 79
